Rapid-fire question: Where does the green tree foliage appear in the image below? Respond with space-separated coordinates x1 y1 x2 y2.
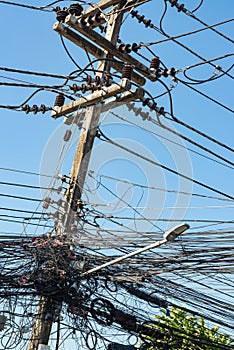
141 307 234 350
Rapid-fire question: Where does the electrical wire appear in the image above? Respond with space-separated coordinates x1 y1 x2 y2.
141 18 234 47
97 128 234 200
0 166 60 178
110 108 234 170
92 172 234 202
156 79 234 153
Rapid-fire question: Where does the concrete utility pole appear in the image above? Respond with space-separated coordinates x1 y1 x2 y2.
27 1 146 349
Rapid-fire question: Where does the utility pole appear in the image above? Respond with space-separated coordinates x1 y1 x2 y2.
27 1 148 349
61 2 125 234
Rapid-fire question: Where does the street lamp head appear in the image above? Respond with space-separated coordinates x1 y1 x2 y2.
163 223 189 241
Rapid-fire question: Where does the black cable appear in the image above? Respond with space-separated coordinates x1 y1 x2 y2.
156 79 234 154
0 193 42 202
145 47 234 115
0 180 60 191
112 109 233 170
186 6 234 45
0 0 53 11
141 89 234 168
0 66 68 79
0 217 53 228
0 207 44 215
182 63 234 84
0 166 59 178
0 214 48 221
0 81 63 89
95 172 234 202
97 129 234 200
60 35 87 75
141 18 234 47
191 0 203 13
176 77 234 114
157 1 234 81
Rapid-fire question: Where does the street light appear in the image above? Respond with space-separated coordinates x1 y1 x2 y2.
163 223 190 241
81 223 189 277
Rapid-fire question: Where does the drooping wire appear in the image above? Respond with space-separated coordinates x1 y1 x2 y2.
97 128 234 200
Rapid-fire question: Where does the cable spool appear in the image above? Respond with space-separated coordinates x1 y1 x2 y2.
56 9 69 22
122 64 133 80
150 56 160 70
54 94 65 107
69 4 83 16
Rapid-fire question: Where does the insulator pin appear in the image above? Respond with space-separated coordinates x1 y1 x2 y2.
162 69 168 78
69 4 83 16
56 186 63 193
124 44 132 53
32 105 39 114
103 73 113 87
117 43 140 54
122 64 133 80
93 11 101 23
127 103 150 121
54 94 65 107
150 56 160 70
131 10 153 28
141 98 165 115
56 9 69 22
53 211 60 219
43 197 52 209
57 198 63 206
70 84 81 92
23 104 31 114
22 104 50 114
95 76 101 86
86 75 93 85
142 98 150 106
168 0 186 12
132 43 140 52
40 104 47 114
87 15 94 25
117 43 125 52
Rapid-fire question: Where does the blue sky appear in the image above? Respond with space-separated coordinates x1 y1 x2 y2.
0 1 234 347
